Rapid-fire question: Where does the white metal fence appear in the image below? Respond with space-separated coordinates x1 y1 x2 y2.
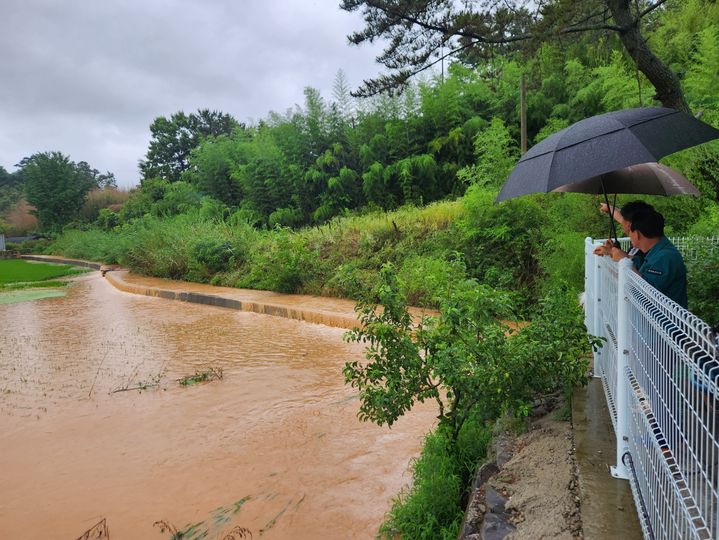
585 236 719 540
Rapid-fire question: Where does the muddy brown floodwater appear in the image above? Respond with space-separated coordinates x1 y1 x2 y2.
0 273 437 539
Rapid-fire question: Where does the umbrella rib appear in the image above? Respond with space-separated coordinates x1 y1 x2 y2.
521 126 629 161
520 109 681 163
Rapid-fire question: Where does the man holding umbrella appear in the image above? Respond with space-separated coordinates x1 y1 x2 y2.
605 206 688 309
593 200 654 267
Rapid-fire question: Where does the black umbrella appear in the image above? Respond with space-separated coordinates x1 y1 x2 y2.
553 162 700 243
552 162 700 196
497 107 719 202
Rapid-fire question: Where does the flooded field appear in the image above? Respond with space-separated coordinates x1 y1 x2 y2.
0 272 436 539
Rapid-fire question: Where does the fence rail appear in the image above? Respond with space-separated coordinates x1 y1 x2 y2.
584 236 719 540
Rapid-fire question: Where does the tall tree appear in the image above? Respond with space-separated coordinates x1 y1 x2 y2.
332 69 355 120
76 161 117 189
140 109 241 182
0 166 24 215
340 0 690 111
21 152 97 232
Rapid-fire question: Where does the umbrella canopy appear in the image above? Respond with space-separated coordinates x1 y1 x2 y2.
552 162 700 196
497 107 719 202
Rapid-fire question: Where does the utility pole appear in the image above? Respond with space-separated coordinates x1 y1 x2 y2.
520 74 527 155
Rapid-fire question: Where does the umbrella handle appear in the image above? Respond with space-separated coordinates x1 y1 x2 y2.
600 180 620 247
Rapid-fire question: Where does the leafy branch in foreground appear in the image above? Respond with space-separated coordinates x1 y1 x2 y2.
344 263 594 442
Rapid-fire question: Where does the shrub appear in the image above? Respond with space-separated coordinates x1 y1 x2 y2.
188 239 235 282
537 231 587 292
458 185 546 309
379 415 493 540
379 429 464 540
237 228 321 293
687 243 719 324
323 262 378 300
96 208 120 230
397 254 467 308
49 229 125 264
120 216 193 278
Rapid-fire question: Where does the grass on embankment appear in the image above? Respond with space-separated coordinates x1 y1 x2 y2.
0 259 86 287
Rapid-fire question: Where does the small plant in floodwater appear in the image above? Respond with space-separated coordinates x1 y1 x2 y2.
110 373 162 394
154 497 252 539
177 367 223 387
76 518 109 539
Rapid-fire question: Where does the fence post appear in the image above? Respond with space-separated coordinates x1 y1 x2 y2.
592 242 603 378
585 238 599 377
584 238 591 318
611 257 632 480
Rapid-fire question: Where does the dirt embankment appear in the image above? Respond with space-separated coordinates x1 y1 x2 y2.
462 408 582 540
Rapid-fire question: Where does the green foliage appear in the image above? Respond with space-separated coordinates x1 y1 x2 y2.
686 242 719 324
269 207 304 228
183 135 242 206
397 255 466 307
0 165 24 216
345 264 591 440
236 228 320 293
140 109 241 182
684 25 719 109
380 414 493 539
11 238 51 254
537 231 587 292
457 118 518 188
458 186 546 309
592 51 656 110
21 152 97 232
379 429 465 540
177 367 223 387
151 181 203 217
50 228 127 265
188 239 235 281
345 272 592 540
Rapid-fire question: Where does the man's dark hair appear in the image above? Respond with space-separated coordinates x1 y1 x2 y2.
620 200 654 222
630 208 664 238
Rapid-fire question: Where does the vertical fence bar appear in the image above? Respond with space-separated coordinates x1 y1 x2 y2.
584 237 596 374
611 257 632 480
593 245 604 379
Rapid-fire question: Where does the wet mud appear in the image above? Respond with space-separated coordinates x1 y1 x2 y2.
0 272 436 539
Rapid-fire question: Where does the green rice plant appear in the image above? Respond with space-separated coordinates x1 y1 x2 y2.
0 259 84 284
0 280 68 290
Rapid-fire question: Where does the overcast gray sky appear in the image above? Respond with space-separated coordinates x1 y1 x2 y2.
0 0 382 188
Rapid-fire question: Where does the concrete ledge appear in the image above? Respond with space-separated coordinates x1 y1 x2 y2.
105 271 361 330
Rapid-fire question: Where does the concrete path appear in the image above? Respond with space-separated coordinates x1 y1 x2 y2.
573 378 643 539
